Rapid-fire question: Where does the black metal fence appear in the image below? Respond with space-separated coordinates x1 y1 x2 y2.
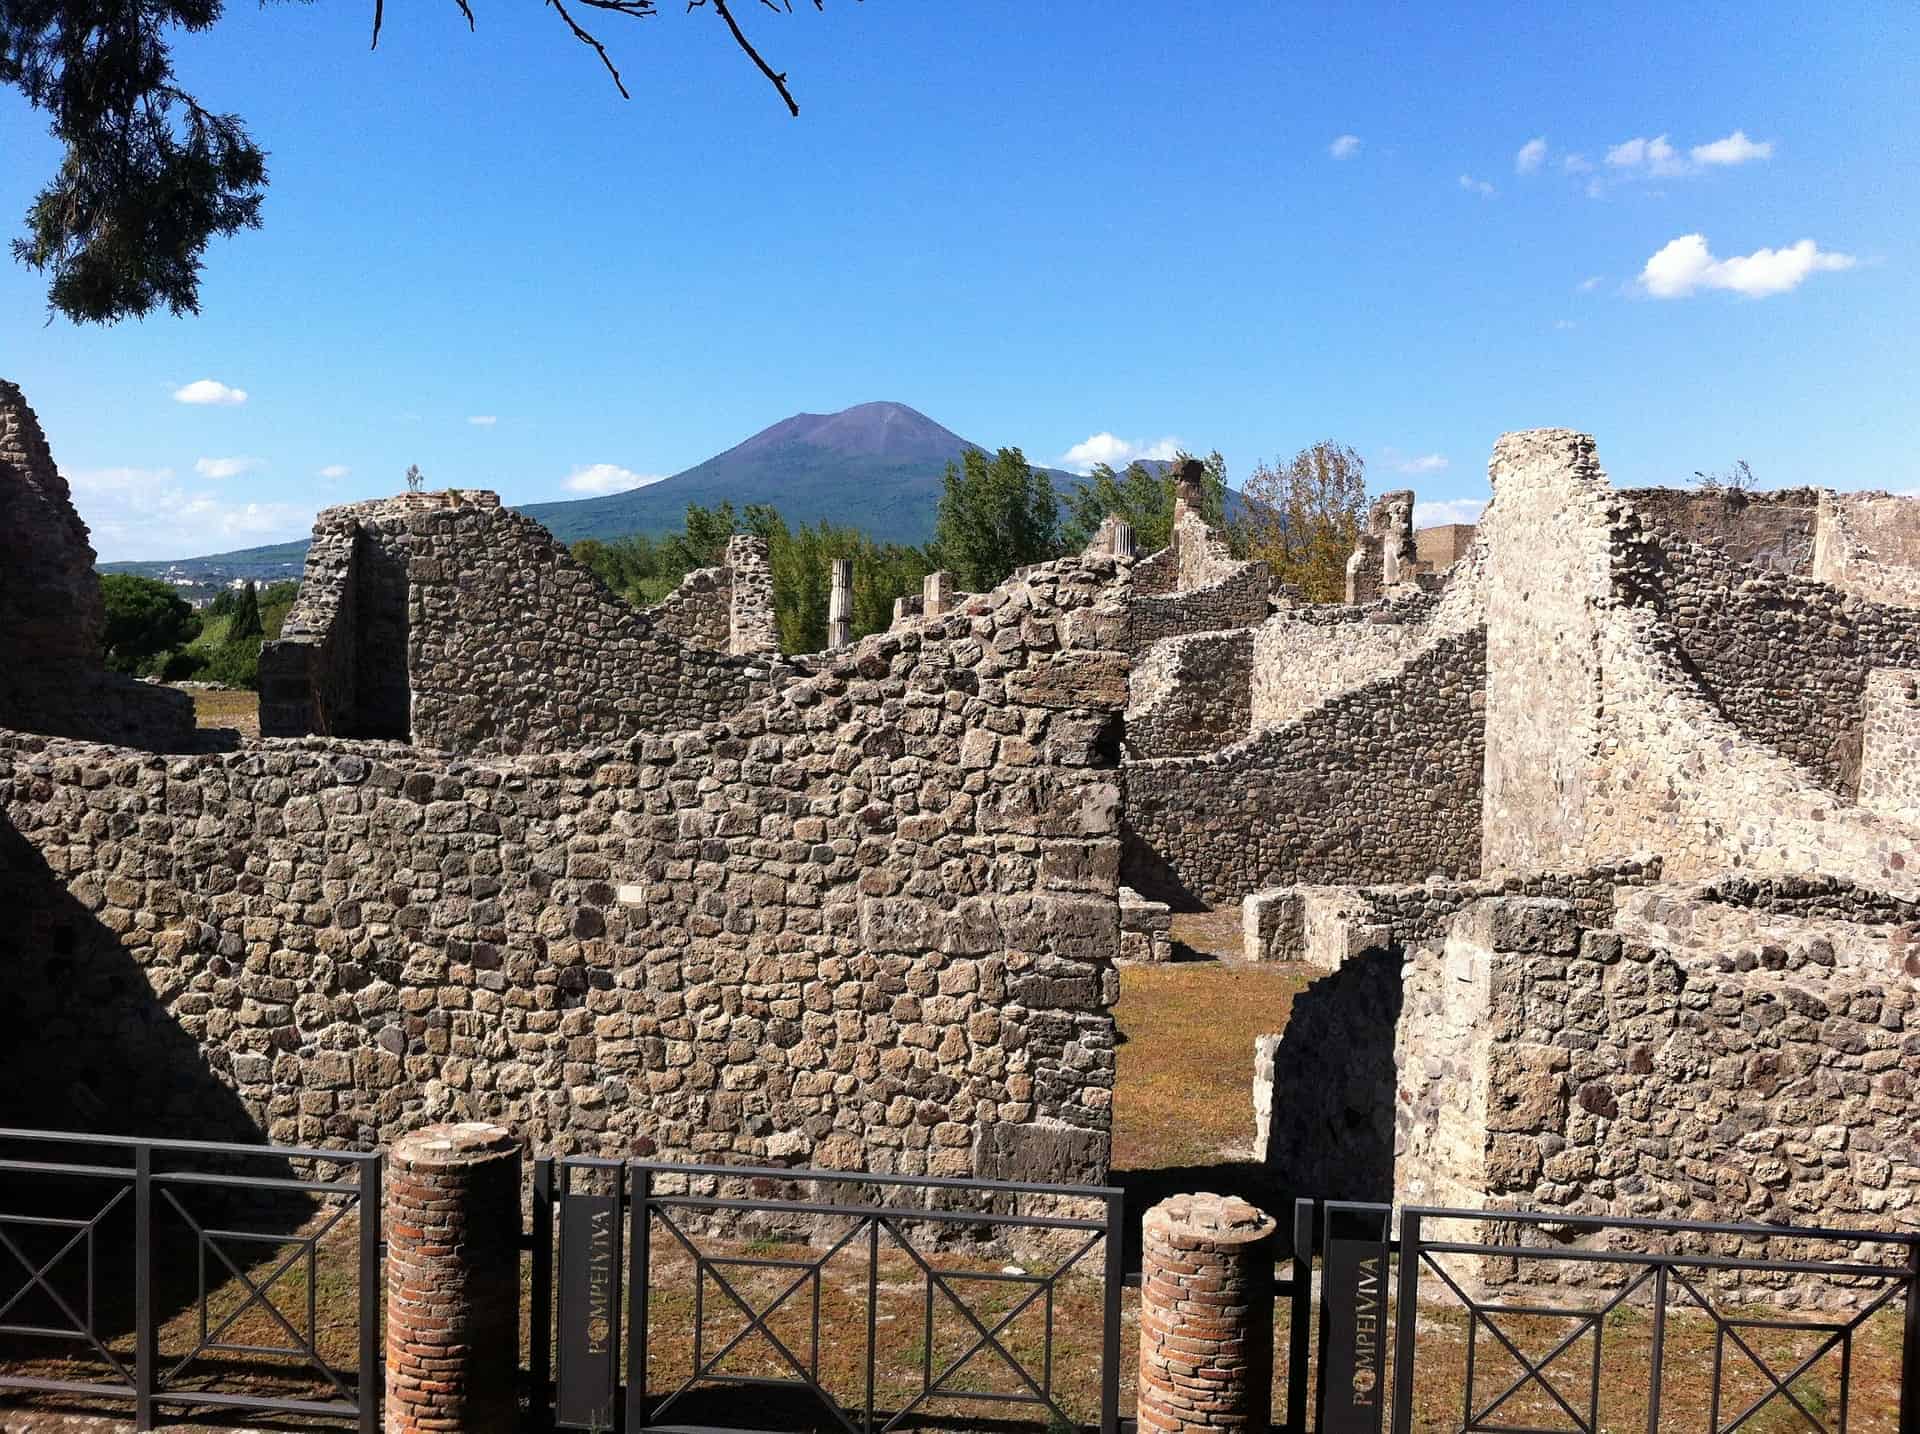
530 1156 1126 1434
1389 1205 1920 1434
0 1126 381 1433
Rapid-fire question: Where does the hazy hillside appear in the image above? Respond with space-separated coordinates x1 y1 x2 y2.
98 401 1191 578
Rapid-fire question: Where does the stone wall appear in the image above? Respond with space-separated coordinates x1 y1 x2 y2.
1123 628 1252 759
1247 602 1435 731
1620 486 1819 574
1123 627 1486 907
1414 524 1476 572
1813 490 1920 609
644 534 779 658
0 379 193 750
1242 857 1662 965
1479 429 1920 890
262 492 786 755
1125 507 1270 651
1629 520 1920 795
1344 489 1416 605
0 555 1132 1182
1860 669 1920 824
1395 895 1917 1304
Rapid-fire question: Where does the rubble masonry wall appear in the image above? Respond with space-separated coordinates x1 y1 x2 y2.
0 556 1132 1183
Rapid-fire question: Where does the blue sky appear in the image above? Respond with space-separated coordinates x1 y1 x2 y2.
3 1 1915 559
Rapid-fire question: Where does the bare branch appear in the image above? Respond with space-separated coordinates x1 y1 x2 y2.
370 0 383 49
452 0 476 32
548 0 632 97
690 0 799 116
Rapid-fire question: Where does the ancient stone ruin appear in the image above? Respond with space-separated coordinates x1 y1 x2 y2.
1 375 1915 1259
0 381 193 749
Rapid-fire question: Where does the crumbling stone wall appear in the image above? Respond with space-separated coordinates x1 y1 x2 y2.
1124 628 1252 758
1242 857 1662 965
1860 669 1920 824
0 379 193 749
1396 895 1918 1304
1123 627 1486 907
1621 486 1819 574
1 555 1131 1181
1813 490 1920 610
1125 507 1270 650
645 534 779 657
1344 489 1416 604
263 492 786 754
1415 523 1476 573
1247 598 1440 731
1479 429 1920 889
1627 522 1920 794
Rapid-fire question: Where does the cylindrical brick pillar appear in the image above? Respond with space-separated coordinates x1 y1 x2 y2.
385 1122 521 1434
1138 1192 1276 1434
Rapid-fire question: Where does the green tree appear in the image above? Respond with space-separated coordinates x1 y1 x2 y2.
1059 450 1228 555
747 506 933 655
227 580 263 639
100 573 202 675
4 0 852 324
930 446 1060 592
1237 440 1370 602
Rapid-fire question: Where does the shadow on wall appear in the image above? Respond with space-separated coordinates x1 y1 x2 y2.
1257 949 1402 1203
0 808 313 1361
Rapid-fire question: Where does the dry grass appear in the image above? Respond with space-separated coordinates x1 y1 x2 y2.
1111 960 1313 1171
186 687 258 739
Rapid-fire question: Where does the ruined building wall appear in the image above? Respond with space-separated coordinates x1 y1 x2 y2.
1123 628 1253 759
1620 487 1819 574
0 556 1131 1181
643 534 780 658
1860 669 1920 824
1125 507 1270 651
1123 627 1486 907
1479 429 1920 891
0 380 193 750
1625 521 1920 794
1396 895 1918 1303
1813 490 1920 610
1344 489 1417 605
262 493 786 754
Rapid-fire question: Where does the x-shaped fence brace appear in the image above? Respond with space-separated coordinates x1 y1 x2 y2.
157 1186 359 1404
1424 1248 1908 1434
643 1207 1102 1434
0 1188 132 1383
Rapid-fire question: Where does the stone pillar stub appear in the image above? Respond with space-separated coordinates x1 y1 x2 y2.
1138 1192 1277 1433
385 1122 521 1434
828 558 853 649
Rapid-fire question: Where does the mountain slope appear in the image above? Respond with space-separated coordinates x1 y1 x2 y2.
98 401 1158 576
519 400 1081 547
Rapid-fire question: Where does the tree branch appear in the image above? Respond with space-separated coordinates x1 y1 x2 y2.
690 0 799 116
547 0 632 97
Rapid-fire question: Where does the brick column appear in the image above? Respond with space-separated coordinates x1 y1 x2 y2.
1138 1192 1276 1434
385 1122 521 1434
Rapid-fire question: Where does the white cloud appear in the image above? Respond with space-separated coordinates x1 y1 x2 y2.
318 464 350 479
1413 498 1486 527
172 379 248 406
467 415 498 428
1577 275 1604 292
1561 152 1593 173
1605 134 1688 176
66 466 307 561
1058 432 1183 475
1691 130 1772 166
1515 137 1548 174
1555 319 1579 330
194 455 262 479
1395 453 1450 475
563 463 667 495
1329 134 1362 160
1638 233 1857 299
1458 173 1496 197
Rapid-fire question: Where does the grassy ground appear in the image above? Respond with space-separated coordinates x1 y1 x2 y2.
186 686 259 739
